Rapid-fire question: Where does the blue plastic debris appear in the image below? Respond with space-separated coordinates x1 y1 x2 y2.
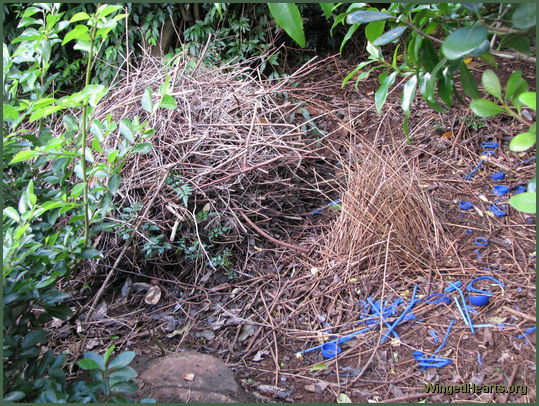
321 342 342 358
413 351 452 368
512 185 527 194
516 156 536 166
482 150 496 156
444 281 463 293
311 199 341 215
466 276 505 296
464 159 485 180
429 330 439 344
481 141 499 149
434 320 455 355
474 249 482 259
517 327 536 339
425 293 451 305
477 353 484 365
491 172 506 181
448 282 475 334
297 325 375 357
468 295 490 306
488 203 508 217
381 285 420 344
465 228 473 235
493 185 510 196
459 201 474 210
474 238 489 246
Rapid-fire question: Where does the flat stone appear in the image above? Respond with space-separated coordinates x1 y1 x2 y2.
136 352 240 403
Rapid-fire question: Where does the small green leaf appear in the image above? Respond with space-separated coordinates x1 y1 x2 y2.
268 3 306 48
119 119 134 142
340 23 361 54
3 104 19 121
505 71 526 101
108 173 121 194
320 3 334 19
346 10 392 24
132 143 153 154
337 393 352 403
91 137 102 153
528 177 536 193
70 182 86 199
78 358 102 371
110 381 138 395
509 132 536 152
309 362 329 371
459 62 481 99
470 99 506 118
141 87 153 113
518 92 536 110
401 74 418 115
159 94 177 110
509 192 536 214
9 149 40 164
108 351 136 370
104 345 116 365
481 70 502 100
62 25 90 45
365 20 386 43
372 26 407 46
70 12 90 22
374 71 397 115
109 366 138 385
97 5 123 18
441 25 488 60
512 3 536 29
3 207 20 223
3 392 26 402
81 248 102 259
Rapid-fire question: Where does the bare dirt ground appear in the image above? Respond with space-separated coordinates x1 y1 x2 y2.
52 53 535 403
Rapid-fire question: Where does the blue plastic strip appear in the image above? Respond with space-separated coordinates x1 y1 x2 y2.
466 276 505 296
434 320 455 355
381 285 419 344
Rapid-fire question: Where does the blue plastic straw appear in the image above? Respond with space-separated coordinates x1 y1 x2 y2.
381 285 419 344
311 199 341 215
367 298 399 338
297 325 375 356
449 281 475 334
434 320 455 355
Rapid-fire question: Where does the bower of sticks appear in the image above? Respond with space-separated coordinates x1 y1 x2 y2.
65 51 535 402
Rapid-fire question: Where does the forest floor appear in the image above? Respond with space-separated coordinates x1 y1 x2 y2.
52 51 535 403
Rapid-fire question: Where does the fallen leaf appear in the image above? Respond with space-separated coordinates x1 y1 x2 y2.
309 362 328 372
196 329 216 340
202 202 211 212
337 393 352 403
304 384 316 393
144 285 162 305
442 131 453 138
238 323 256 341
120 277 132 297
488 316 506 324
184 373 195 381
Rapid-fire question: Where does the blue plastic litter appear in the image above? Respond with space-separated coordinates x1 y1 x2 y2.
381 285 419 344
429 330 439 344
297 325 375 357
481 141 499 149
425 293 451 305
474 238 489 246
477 353 484 365
482 150 496 156
448 282 475 334
459 201 473 210
493 185 510 196
434 320 455 355
512 185 527 194
444 281 462 293
488 203 507 217
321 342 342 358
367 297 399 338
465 228 473 235
466 276 505 296
517 327 536 339
464 159 485 180
311 199 341 215
491 172 506 181
516 156 536 166
468 295 490 306
475 249 482 259
413 350 452 369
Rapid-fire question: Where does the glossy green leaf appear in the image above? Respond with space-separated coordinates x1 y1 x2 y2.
365 20 385 43
346 10 392 25
512 3 536 29
70 182 86 199
78 358 102 371
528 177 536 193
10 149 40 164
132 143 153 154
470 99 505 117
141 87 153 113
3 207 20 223
3 104 19 121
342 61 375 87
401 74 418 114
110 381 138 395
441 25 488 60
81 248 102 259
509 132 536 152
419 39 439 72
500 34 530 54
320 3 334 19
104 345 116 365
373 26 407 46
459 62 481 99
268 3 305 48
62 25 90 45
108 351 136 370
518 92 536 110
70 12 90 22
119 119 135 142
505 71 525 101
91 137 102 153
159 94 177 110
340 24 361 54
109 366 138 385
509 192 536 214
108 173 121 194
3 392 26 402
97 5 123 18
481 70 502 99
374 71 397 114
